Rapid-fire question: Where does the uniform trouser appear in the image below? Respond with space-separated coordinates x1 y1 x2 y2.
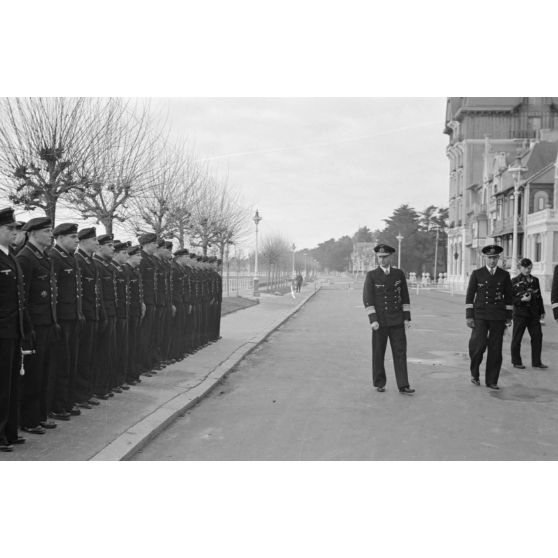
511 315 543 366
93 318 115 396
154 306 166 363
127 315 141 382
372 324 409 390
185 309 194 353
114 318 128 386
469 319 506 385
21 325 55 427
140 305 156 370
51 319 79 413
0 338 20 443
74 320 97 403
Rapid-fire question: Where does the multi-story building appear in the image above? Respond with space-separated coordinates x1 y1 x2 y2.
444 97 558 287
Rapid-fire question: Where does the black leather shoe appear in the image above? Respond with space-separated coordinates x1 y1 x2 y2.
40 420 57 429
0 443 14 452
9 436 26 445
112 387 122 394
68 407 81 416
142 372 153 377
533 364 548 369
107 392 114 397
513 364 526 369
23 425 46 434
88 398 100 405
376 387 386 392
77 401 92 409
486 384 500 390
93 393 110 400
471 378 480 386
49 411 71 421
399 387 415 395
120 385 130 390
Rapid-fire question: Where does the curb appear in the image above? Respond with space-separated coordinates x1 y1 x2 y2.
90 286 321 461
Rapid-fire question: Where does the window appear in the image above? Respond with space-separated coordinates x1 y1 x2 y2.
535 234 542 262
534 191 549 212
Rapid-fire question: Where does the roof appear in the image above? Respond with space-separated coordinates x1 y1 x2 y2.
497 141 558 193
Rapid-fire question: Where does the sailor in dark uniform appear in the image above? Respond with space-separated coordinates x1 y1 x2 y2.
362 244 414 395
112 240 132 390
138 233 158 375
0 208 29 451
17 217 58 434
92 234 117 398
465 244 513 389
510 258 547 369
124 244 144 384
49 222 83 421
74 228 102 408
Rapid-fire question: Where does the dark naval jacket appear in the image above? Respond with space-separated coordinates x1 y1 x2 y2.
17 242 57 327
75 248 102 321
0 248 27 339
465 266 513 321
363 266 411 327
51 244 83 321
511 273 545 318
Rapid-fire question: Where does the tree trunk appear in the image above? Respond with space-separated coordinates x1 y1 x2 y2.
45 196 56 224
100 217 113 235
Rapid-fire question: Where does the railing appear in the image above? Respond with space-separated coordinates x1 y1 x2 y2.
527 208 558 226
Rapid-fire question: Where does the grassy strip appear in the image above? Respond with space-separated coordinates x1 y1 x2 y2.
221 296 259 316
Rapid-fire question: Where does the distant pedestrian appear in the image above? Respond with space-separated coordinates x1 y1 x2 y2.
511 258 547 370
465 245 513 389
362 243 414 395
295 273 303 293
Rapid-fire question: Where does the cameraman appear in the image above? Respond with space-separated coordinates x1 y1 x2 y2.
511 258 547 369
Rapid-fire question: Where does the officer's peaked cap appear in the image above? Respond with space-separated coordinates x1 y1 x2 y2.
374 243 395 255
482 244 503 256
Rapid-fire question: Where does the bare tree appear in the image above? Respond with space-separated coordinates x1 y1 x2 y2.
127 142 191 238
260 233 292 291
0 97 107 222
66 99 161 234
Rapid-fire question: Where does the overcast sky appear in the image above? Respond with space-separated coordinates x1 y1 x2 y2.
157 97 449 250
7 98 450 250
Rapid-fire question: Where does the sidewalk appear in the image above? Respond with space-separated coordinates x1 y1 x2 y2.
1 284 320 461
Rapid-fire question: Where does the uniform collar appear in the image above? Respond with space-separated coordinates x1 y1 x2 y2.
77 248 92 261
54 244 70 257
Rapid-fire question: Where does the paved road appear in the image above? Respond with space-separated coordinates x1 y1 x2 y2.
134 281 558 460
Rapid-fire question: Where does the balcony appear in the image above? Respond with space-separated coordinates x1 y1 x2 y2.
492 216 524 236
527 208 558 227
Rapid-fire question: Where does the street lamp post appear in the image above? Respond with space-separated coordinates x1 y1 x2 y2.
291 243 296 277
396 233 404 269
304 252 308 279
253 209 262 297
508 159 527 272
432 225 440 284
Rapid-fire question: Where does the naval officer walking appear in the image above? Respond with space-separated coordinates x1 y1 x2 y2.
363 244 414 395
465 245 513 389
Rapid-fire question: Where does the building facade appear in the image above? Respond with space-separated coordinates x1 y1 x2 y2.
444 97 558 289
